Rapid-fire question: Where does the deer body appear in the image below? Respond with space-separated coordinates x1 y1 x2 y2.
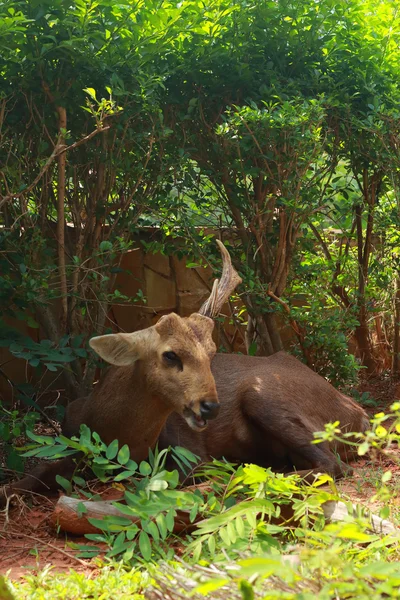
63 351 367 477
0 242 368 504
159 352 368 476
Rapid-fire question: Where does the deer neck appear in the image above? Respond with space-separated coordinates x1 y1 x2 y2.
123 361 174 461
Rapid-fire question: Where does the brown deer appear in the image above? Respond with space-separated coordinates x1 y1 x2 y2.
0 241 368 505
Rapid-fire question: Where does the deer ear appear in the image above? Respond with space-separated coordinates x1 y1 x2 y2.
89 329 157 366
154 313 181 337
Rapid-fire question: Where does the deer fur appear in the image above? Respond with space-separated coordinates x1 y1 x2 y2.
159 351 368 476
0 243 369 505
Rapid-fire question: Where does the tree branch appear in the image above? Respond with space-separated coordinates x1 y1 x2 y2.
0 126 110 208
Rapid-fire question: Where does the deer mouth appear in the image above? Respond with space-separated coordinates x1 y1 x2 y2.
183 408 208 431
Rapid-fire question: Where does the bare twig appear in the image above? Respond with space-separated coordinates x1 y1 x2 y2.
0 126 110 208
19 533 92 568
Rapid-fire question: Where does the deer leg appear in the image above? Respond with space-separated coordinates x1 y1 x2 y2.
243 398 348 479
285 443 347 479
0 456 77 508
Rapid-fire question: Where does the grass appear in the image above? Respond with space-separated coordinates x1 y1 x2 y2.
3 566 150 600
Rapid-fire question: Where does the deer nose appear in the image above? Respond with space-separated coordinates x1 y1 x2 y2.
200 400 220 420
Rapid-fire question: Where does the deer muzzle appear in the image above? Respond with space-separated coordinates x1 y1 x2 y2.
183 398 220 431
200 400 220 420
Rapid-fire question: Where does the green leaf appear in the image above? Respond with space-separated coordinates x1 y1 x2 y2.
165 509 176 532
246 510 257 529
72 476 86 487
117 444 130 465
192 541 202 562
125 459 138 471
235 516 245 537
146 479 168 492
6 450 24 473
84 87 97 100
156 513 168 540
26 316 39 329
56 435 82 450
326 523 373 542
358 442 370 456
195 579 229 595
239 580 255 600
189 503 199 523
113 470 137 482
85 533 106 543
76 545 100 559
114 531 126 549
26 430 54 445
99 240 113 252
207 534 216 555
139 531 152 561
139 461 152 475
56 475 72 494
144 520 160 543
93 456 110 465
35 445 68 458
227 521 237 543
106 439 119 460
173 446 199 464
219 526 231 546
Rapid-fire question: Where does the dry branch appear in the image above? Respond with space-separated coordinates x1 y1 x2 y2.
51 494 397 538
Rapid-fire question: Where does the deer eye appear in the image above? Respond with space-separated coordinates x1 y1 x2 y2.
162 351 182 369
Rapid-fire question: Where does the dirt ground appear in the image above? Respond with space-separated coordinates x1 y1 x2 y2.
1 376 399 579
0 483 122 579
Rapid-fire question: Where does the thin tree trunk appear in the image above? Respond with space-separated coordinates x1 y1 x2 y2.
393 277 400 376
56 106 68 332
354 308 377 375
245 313 274 356
264 312 283 353
353 171 380 375
374 313 391 369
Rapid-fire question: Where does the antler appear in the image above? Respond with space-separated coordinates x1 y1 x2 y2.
199 240 242 318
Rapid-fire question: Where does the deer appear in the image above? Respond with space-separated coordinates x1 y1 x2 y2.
0 241 369 506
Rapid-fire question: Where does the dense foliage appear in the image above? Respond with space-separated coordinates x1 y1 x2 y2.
1 0 400 387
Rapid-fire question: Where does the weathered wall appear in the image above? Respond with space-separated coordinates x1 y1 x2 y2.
0 246 252 404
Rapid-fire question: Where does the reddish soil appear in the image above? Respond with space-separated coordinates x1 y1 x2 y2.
337 448 400 515
336 375 400 516
0 494 88 579
0 485 122 579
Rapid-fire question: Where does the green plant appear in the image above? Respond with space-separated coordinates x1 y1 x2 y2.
0 400 39 477
350 390 379 408
7 565 148 600
21 426 201 561
5 404 400 598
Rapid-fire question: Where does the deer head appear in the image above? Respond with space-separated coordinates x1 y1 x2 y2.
89 240 242 432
